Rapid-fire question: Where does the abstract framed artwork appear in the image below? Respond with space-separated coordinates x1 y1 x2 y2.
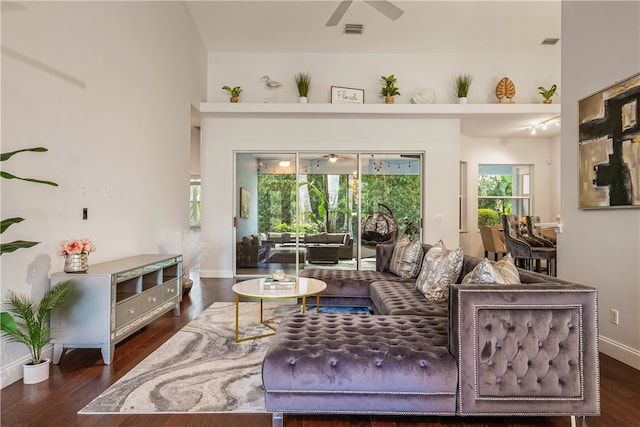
240 187 249 219
578 72 640 209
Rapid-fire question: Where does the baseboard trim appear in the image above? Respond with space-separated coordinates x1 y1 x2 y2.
599 335 640 370
200 269 233 278
0 345 54 389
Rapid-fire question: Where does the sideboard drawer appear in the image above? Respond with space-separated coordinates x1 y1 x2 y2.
163 278 180 301
115 296 143 329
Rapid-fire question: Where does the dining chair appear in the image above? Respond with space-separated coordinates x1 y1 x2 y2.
526 215 556 246
479 225 506 261
502 214 557 276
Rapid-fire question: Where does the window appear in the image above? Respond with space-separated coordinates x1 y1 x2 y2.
477 165 532 228
190 176 201 229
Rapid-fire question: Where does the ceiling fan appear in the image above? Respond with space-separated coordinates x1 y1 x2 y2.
326 0 404 27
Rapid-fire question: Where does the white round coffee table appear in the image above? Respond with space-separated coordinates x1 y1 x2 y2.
232 277 327 343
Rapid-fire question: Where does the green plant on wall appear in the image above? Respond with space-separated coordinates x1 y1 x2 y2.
1 147 58 255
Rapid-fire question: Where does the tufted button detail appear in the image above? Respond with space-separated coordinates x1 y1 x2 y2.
567 322 573 329
507 362 512 368
549 360 553 366
487 360 493 366
527 360 532 366
495 343 502 349
537 378 542 383
419 360 428 368
496 377 502 384
330 359 337 367
288 358 296 365
375 359 383 367
517 378 522 384
538 341 543 348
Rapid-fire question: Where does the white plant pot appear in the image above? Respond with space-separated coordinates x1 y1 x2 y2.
298 96 308 103
23 358 50 384
458 97 468 104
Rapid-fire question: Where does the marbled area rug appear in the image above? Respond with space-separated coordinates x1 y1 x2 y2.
79 302 299 414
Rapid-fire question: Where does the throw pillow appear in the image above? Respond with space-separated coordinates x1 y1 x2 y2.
389 238 423 278
461 258 503 284
493 253 521 284
461 254 521 285
415 241 464 302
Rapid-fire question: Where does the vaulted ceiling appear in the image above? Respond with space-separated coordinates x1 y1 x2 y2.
186 1 561 55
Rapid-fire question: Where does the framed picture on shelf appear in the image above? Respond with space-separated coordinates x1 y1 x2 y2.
578 72 640 209
240 187 250 218
331 86 364 104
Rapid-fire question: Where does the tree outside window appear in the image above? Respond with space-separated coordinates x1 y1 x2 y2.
478 165 531 228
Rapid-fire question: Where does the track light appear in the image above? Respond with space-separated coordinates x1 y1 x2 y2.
528 115 561 135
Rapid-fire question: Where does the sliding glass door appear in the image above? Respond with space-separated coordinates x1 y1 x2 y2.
235 152 422 277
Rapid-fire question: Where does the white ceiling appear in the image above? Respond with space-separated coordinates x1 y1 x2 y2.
186 0 561 55
187 0 562 137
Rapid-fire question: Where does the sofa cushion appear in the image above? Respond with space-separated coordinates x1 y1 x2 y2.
326 233 347 244
263 314 458 415
242 236 252 246
415 241 463 302
389 238 423 278
462 254 520 285
370 281 449 317
305 232 328 244
251 234 263 246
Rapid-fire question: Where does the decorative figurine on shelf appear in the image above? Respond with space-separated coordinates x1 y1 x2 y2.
261 75 281 103
496 77 516 103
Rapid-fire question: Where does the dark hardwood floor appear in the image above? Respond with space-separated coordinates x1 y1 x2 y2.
2 277 638 427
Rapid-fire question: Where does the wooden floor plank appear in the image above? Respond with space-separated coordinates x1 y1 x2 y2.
1 277 638 427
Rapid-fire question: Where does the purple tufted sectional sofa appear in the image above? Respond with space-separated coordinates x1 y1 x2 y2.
262 243 599 427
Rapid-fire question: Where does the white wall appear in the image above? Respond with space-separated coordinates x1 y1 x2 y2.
562 1 640 369
1 1 207 386
207 52 560 105
200 115 460 277
460 135 560 258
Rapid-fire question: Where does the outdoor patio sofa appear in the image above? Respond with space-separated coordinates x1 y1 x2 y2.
262 242 599 427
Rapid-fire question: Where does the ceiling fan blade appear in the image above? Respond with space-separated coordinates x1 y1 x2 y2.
364 0 404 21
326 0 353 26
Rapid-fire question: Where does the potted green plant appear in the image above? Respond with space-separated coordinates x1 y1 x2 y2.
538 84 557 104
455 73 473 103
1 280 72 384
222 85 243 103
294 73 311 103
380 74 400 104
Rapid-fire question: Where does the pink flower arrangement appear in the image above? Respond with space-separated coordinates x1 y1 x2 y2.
59 238 96 256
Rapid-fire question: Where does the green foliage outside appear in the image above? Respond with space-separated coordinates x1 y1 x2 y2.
478 208 501 227
478 174 513 227
257 173 421 237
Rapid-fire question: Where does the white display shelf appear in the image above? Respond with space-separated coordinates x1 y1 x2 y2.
200 102 560 117
199 102 561 138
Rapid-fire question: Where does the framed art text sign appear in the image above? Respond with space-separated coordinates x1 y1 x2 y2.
331 86 364 104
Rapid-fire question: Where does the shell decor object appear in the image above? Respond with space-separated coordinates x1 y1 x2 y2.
496 77 516 103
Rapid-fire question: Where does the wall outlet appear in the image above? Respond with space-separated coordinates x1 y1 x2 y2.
610 308 619 325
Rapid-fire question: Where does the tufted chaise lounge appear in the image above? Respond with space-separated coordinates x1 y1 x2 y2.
262 243 599 427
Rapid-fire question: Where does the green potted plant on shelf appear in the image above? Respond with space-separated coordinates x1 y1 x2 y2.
455 73 473 103
538 84 557 103
1 280 72 384
294 73 311 103
222 85 243 103
380 74 400 104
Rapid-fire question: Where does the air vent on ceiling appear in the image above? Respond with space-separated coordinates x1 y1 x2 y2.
542 38 560 45
344 24 364 35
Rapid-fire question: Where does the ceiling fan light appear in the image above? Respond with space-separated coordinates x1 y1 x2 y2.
329 154 338 163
